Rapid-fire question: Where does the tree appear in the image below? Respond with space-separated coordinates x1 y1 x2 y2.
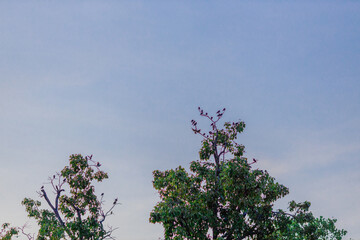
1 154 118 240
150 108 347 240
0 223 18 240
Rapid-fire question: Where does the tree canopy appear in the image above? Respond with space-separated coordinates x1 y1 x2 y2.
0 109 348 240
1 154 118 240
150 108 347 240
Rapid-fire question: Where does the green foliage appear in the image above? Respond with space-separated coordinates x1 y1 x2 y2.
0 223 18 240
22 197 67 239
5 154 118 240
150 108 347 240
272 201 347 239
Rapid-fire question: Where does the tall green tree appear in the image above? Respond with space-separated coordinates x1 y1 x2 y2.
150 108 347 240
1 154 118 240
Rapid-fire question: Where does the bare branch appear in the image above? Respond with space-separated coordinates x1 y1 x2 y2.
41 188 66 227
249 158 258 165
18 224 35 240
100 201 121 224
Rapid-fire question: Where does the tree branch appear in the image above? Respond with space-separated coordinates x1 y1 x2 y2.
41 189 65 227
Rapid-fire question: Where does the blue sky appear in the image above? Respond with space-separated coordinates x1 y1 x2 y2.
0 1 359 239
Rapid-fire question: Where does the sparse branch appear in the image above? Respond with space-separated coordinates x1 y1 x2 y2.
249 158 258 165
100 199 120 224
102 226 118 240
191 127 210 139
191 107 226 140
197 107 226 125
86 154 103 170
18 224 35 240
40 188 65 227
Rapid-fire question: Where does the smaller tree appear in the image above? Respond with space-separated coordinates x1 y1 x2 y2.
3 154 119 240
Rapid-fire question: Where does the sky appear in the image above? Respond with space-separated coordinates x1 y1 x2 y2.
0 1 359 239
